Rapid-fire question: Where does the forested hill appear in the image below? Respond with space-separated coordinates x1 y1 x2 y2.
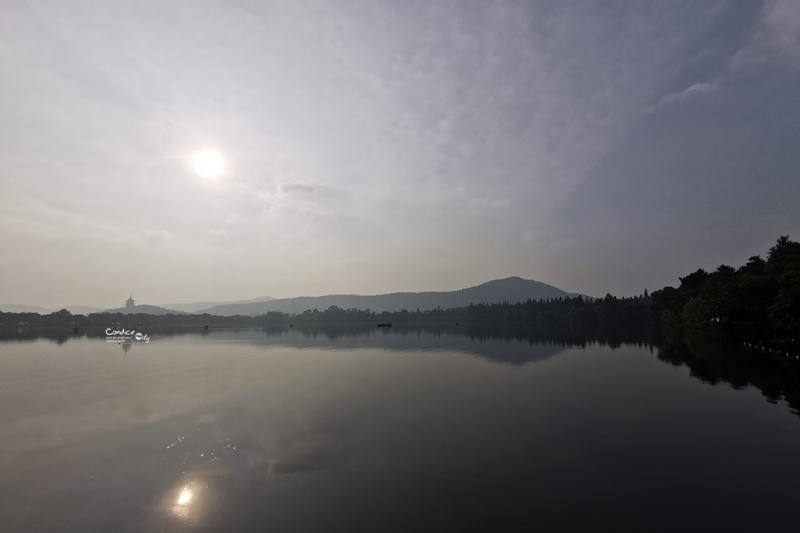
196 277 573 316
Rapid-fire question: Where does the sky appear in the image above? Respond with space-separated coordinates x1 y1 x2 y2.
1 0 798 308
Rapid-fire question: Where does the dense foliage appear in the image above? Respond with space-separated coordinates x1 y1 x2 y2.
650 236 800 334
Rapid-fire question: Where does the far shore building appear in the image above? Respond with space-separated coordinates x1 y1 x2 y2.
126 295 135 309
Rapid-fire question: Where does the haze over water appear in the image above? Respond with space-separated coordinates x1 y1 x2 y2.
1 327 798 532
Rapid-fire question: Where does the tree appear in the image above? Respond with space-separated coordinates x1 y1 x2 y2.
679 269 709 292
739 255 766 275
715 265 736 277
769 265 800 334
768 236 800 262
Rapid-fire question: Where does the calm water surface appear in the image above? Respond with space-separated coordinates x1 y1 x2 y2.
1 327 799 532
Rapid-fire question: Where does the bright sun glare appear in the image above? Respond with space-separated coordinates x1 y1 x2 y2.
177 488 192 506
189 148 226 180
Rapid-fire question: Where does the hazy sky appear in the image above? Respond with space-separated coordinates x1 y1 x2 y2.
1 0 798 308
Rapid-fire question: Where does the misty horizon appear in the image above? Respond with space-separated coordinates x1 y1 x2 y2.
2 275 581 312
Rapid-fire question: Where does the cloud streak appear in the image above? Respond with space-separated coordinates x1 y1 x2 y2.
656 82 718 107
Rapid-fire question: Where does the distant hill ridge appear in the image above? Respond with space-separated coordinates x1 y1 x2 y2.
159 295 275 313
196 277 578 316
102 304 187 315
0 304 104 315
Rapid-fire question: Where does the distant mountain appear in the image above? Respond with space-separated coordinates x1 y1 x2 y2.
102 304 187 315
66 306 105 315
567 293 596 301
0 304 53 314
1 304 112 315
160 295 275 313
197 277 574 316
0 304 123 315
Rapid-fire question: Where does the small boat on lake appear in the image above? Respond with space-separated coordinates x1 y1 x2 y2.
377 323 392 327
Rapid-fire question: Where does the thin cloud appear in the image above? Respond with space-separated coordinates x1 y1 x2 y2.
278 181 321 194
761 0 800 62
655 82 718 108
732 0 800 68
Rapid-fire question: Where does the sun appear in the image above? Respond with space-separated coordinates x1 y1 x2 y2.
189 148 226 180
177 487 192 505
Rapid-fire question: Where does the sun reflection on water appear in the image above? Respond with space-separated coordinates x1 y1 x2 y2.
170 483 201 521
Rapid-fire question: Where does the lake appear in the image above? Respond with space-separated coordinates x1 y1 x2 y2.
1 326 799 532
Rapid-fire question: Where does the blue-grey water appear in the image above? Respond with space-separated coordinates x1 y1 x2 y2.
1 327 799 532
